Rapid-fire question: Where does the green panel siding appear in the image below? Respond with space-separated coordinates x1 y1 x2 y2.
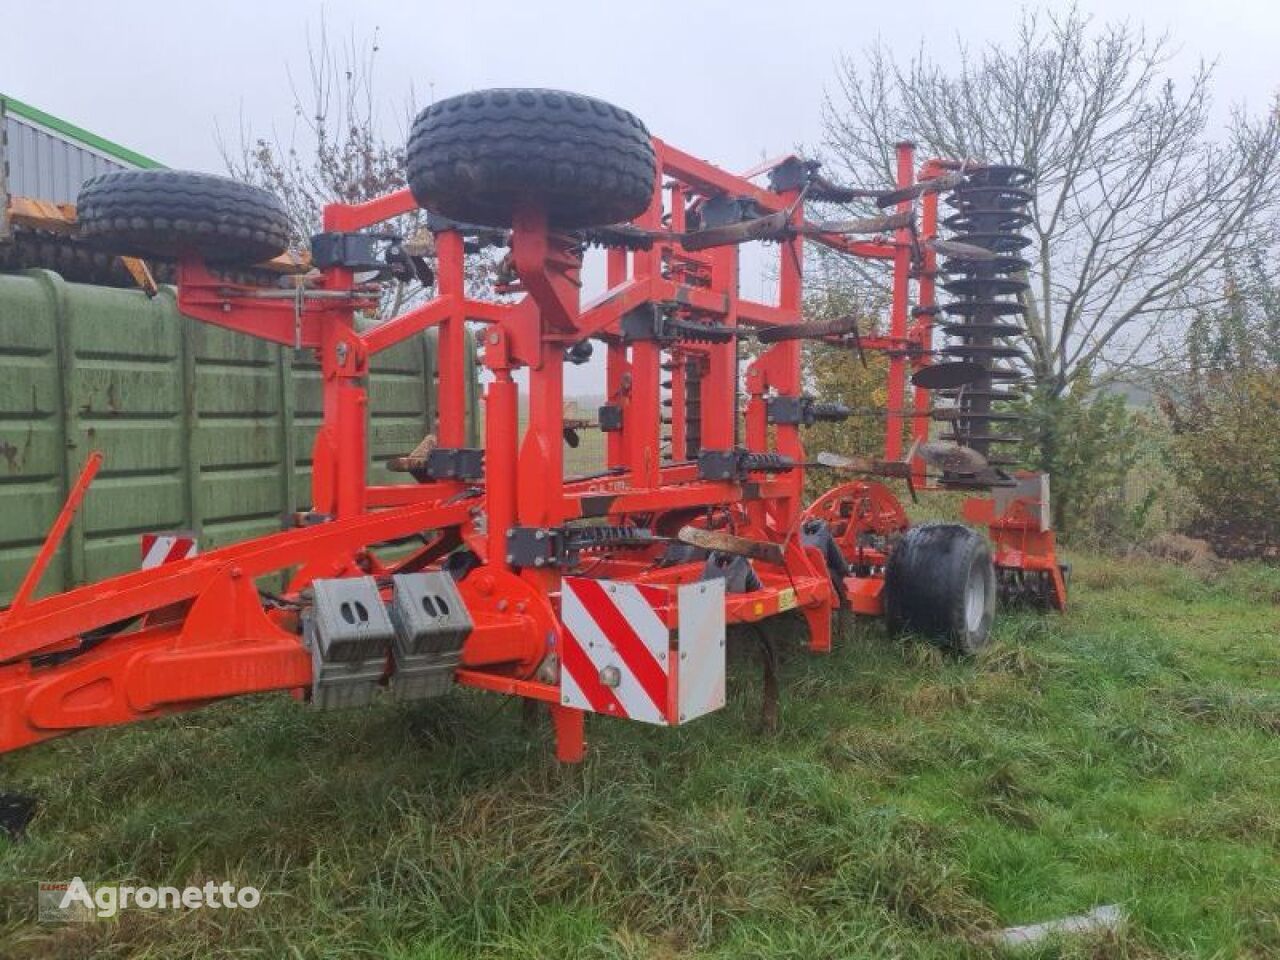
0 270 476 603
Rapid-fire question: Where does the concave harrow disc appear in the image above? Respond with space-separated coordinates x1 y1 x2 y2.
932 163 1036 486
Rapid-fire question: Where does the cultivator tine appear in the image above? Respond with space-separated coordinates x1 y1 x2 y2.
676 526 785 566
815 451 876 472
755 313 861 345
937 432 1024 445
804 170 966 207
562 425 584 448
901 438 921 504
805 175 874 203
873 171 967 208
591 202 910 253
928 238 998 261
931 408 1025 423
756 630 780 735
815 450 1008 490
917 440 990 475
813 447 918 501
804 210 914 236
813 451 914 483
679 209 791 251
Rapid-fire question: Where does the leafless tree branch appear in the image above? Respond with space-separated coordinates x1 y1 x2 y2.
820 5 1280 397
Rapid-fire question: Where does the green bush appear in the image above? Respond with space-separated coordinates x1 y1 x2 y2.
1165 371 1280 559
1015 374 1150 543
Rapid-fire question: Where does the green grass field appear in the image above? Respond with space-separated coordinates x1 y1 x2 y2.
1 554 1278 959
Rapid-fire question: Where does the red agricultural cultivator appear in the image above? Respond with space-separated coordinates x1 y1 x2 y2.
0 89 1066 764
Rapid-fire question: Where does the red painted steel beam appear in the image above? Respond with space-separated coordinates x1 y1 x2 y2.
6 451 102 618
323 188 417 232
361 294 458 355
884 142 915 460
0 499 472 663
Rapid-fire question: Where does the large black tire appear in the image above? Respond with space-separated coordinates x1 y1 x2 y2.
77 170 290 265
406 88 656 229
0 230 145 286
885 523 996 655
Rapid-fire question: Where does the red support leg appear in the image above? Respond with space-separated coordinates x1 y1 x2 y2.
605 250 628 469
484 335 518 570
435 229 468 448
803 603 833 654
884 141 915 461
629 340 662 487
551 704 586 763
911 181 940 486
704 245 738 451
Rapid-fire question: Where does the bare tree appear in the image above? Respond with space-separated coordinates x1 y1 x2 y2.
821 6 1280 396
219 22 493 318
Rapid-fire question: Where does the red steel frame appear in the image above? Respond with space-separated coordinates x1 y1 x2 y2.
0 136 1061 762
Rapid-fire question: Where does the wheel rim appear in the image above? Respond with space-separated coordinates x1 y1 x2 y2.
964 563 987 634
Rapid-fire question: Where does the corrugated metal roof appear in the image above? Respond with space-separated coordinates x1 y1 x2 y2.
1 95 163 204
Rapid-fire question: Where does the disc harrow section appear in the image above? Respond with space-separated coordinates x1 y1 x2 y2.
936 165 1034 481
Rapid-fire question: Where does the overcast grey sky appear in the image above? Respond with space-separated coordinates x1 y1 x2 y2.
4 0 1275 177
3 0 1276 394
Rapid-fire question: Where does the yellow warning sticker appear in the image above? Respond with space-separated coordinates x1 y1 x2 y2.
777 588 797 611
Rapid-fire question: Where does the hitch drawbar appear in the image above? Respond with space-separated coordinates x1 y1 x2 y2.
304 573 471 708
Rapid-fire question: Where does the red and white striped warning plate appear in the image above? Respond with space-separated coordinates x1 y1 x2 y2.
140 532 198 569
560 577 725 726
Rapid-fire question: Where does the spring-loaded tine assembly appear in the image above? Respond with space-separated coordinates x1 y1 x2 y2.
755 313 862 345
873 170 968 208
802 209 915 236
676 526 785 566
918 440 990 475
929 238 999 261
679 209 792 251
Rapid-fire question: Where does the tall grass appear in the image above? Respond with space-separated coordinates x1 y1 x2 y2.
1 553 1277 958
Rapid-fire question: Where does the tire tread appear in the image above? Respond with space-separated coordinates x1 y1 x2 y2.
406 88 656 228
77 170 290 264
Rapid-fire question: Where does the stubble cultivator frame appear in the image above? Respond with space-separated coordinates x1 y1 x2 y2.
0 92 1064 762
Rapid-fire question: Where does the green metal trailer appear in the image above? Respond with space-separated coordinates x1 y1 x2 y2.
0 268 476 603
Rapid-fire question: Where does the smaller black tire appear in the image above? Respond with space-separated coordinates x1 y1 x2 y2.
77 170 290 265
885 523 996 654
406 88 656 229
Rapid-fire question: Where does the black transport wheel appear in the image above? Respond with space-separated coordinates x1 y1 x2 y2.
76 170 290 265
406 88 657 229
885 523 996 654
